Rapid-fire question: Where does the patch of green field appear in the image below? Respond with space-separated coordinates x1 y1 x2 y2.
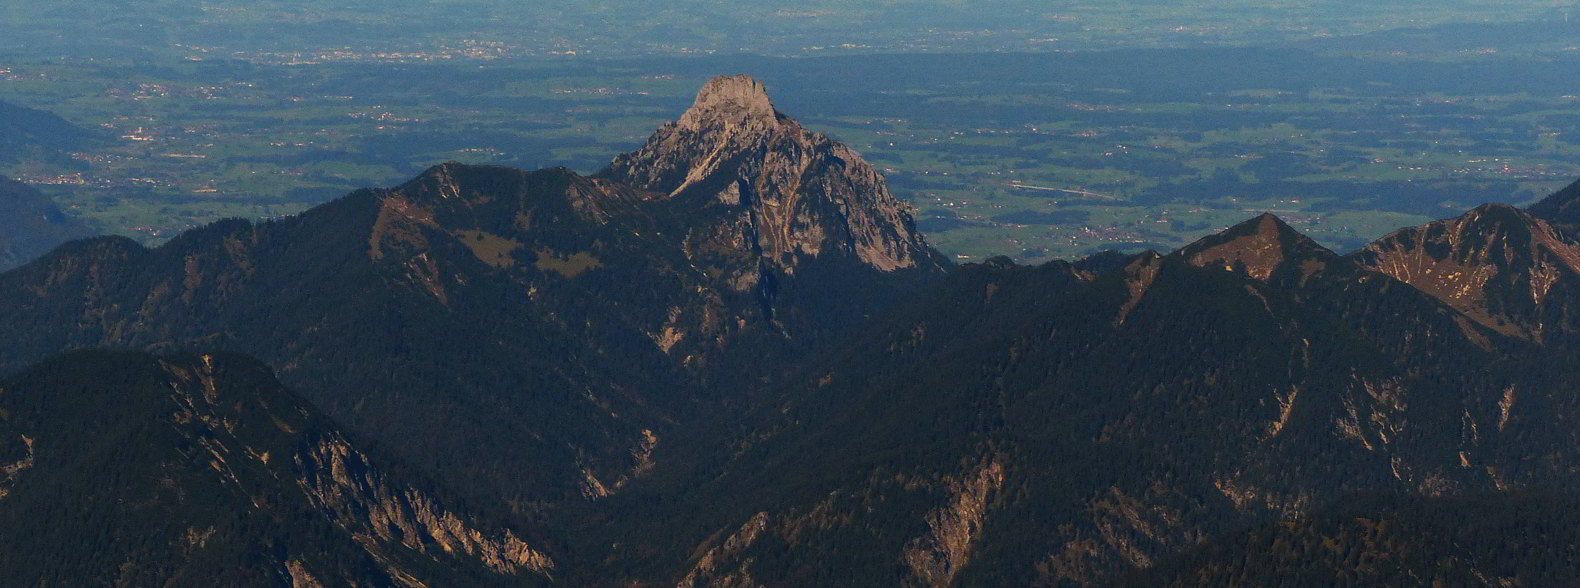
534 248 603 278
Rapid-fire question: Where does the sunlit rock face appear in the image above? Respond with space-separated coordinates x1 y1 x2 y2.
604 74 943 277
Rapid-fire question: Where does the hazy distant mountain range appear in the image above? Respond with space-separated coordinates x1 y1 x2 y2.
0 99 97 167
0 177 92 271
0 76 1574 586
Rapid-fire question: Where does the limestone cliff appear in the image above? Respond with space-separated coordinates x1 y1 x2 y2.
604 74 943 283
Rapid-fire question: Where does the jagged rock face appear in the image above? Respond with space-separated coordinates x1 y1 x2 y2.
1353 203 1580 339
603 75 942 278
0 178 93 271
0 350 549 587
1114 250 1163 325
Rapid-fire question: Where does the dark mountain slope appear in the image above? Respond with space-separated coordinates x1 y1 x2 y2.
0 168 641 510
0 350 550 587
2 74 1574 587
0 99 97 167
1121 493 1580 587
589 214 1575 587
0 177 94 270
1525 177 1580 232
0 165 708 515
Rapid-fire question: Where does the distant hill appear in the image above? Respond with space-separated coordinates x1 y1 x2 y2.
0 177 93 270
0 99 97 167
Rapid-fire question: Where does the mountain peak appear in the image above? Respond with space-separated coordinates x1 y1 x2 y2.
1467 201 1527 222
0 350 553 585
600 75 944 275
1179 213 1333 281
679 75 778 129
1241 212 1292 235
1354 202 1580 338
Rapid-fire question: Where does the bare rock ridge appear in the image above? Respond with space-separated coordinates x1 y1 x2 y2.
1354 202 1580 339
602 74 943 277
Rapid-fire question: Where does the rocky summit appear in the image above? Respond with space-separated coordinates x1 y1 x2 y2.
604 75 943 278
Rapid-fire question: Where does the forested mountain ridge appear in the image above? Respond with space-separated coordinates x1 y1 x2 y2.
1524 177 1580 232
1118 492 1580 587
